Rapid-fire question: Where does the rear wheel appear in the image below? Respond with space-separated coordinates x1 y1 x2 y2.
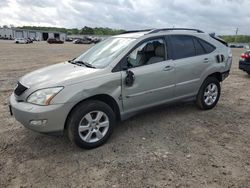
66 100 115 149
196 77 221 110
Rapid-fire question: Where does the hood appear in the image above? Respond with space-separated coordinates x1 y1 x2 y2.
20 62 101 87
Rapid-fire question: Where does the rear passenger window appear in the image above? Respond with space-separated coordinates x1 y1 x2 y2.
198 39 215 53
193 38 206 56
170 35 196 60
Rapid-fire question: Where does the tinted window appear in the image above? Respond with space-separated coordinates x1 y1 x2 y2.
127 39 166 67
170 35 195 60
193 38 206 56
198 39 215 53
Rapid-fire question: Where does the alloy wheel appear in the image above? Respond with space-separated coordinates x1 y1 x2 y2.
204 83 218 106
78 111 109 143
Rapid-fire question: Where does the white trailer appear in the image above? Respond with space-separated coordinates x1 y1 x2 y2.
15 30 23 38
0 28 14 39
0 28 66 41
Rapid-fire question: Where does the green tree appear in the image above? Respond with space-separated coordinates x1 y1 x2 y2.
17 25 125 35
79 26 94 35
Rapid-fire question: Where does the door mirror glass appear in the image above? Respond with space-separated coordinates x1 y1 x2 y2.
125 70 135 86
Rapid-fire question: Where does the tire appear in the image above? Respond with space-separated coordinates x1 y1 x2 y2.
247 71 250 75
196 77 221 110
66 100 115 149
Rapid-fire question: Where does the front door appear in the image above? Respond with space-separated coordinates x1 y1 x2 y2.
121 38 175 113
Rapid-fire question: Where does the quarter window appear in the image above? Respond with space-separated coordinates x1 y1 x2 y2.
170 35 196 60
193 38 206 56
198 39 215 53
127 39 166 67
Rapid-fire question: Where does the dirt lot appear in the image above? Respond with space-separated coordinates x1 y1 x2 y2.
0 40 249 188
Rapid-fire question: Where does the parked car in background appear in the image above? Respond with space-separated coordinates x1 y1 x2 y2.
229 44 245 48
15 38 27 44
30 37 40 42
26 38 33 43
0 36 14 40
72 39 80 44
239 50 250 75
85 36 102 44
91 37 102 44
47 38 64 44
73 38 92 44
10 28 232 149
65 37 73 42
229 44 237 48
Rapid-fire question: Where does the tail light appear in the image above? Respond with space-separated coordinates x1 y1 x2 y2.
241 53 249 59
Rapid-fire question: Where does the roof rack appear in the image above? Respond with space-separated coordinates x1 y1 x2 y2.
147 28 204 34
121 29 153 34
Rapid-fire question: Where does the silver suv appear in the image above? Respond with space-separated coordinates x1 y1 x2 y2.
9 28 232 149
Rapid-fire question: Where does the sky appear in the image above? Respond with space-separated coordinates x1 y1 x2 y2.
0 0 249 35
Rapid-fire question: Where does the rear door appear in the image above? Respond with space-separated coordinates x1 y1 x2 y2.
168 35 215 98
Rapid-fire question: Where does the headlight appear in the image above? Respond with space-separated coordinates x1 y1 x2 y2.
27 87 63 105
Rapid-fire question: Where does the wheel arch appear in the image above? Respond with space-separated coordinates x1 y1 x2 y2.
206 72 223 82
64 94 121 130
196 75 221 110
197 72 222 96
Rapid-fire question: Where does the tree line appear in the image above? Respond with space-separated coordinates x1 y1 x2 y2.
220 35 250 43
17 26 125 36
4 26 250 42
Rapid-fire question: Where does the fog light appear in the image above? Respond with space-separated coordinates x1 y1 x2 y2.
29 120 47 126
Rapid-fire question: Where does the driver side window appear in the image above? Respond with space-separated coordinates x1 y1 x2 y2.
127 39 166 68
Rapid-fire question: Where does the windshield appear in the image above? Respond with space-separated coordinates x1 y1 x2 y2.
74 37 135 68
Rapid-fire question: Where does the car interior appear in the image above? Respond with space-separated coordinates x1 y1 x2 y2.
128 39 166 67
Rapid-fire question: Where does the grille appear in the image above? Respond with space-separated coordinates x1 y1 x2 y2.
14 82 28 96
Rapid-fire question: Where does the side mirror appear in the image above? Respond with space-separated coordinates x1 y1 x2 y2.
125 70 135 87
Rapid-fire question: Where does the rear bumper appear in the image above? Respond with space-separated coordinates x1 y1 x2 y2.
9 93 75 133
221 71 230 81
239 61 250 72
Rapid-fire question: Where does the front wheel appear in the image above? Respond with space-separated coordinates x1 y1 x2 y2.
66 100 115 149
196 77 221 110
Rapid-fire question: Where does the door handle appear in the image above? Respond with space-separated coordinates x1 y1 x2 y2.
163 66 174 71
203 58 209 63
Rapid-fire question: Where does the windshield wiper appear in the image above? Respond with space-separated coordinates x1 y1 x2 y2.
68 58 76 63
69 60 96 68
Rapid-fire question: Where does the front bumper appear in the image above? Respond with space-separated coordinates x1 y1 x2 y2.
239 61 250 72
9 93 75 133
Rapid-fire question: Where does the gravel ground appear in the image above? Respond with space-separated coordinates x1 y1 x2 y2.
0 40 249 188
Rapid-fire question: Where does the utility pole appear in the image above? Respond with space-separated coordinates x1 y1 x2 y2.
235 28 238 43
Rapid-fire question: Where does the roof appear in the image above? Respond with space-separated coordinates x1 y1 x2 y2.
114 32 148 38
114 28 206 39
